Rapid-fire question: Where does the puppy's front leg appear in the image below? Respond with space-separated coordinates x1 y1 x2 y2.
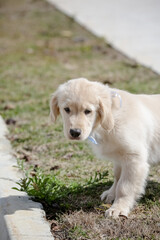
105 154 149 218
101 163 121 203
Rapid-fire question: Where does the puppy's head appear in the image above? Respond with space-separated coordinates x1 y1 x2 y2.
50 78 114 141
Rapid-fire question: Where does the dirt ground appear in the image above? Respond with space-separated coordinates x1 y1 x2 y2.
0 0 160 239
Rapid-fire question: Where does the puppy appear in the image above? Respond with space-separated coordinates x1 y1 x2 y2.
50 78 160 218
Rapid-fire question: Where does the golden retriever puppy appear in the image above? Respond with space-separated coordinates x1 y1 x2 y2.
50 78 160 218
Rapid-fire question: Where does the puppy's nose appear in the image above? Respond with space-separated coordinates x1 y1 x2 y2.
70 128 81 138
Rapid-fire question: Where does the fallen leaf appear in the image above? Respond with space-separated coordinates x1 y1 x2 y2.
5 118 16 125
50 165 60 171
101 203 112 209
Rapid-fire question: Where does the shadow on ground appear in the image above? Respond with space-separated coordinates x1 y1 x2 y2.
140 180 160 206
44 179 160 240
43 179 160 221
42 180 113 219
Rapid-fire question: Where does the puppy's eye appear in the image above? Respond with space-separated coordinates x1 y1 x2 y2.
64 107 70 114
84 109 91 115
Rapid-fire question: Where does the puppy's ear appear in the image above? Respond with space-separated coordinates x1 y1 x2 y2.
98 98 114 131
50 92 59 122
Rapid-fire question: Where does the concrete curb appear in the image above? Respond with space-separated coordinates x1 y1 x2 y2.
0 116 53 240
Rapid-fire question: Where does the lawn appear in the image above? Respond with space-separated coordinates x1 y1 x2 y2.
0 0 160 239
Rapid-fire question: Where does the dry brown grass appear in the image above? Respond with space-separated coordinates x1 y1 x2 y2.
52 207 160 240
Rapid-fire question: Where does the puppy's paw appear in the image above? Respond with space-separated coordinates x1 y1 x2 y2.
101 189 115 204
105 206 129 219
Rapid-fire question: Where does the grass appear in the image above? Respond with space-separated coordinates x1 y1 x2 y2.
1 0 160 239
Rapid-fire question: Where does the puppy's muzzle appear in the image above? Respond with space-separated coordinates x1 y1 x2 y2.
70 128 81 138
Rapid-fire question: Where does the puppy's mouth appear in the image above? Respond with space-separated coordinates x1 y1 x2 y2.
69 136 81 141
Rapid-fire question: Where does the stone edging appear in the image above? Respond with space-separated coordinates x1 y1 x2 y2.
0 116 53 240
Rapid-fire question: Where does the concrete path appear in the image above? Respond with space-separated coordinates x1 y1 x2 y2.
48 0 160 74
0 116 53 240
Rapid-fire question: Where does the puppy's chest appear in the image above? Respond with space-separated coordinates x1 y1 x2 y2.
89 134 122 161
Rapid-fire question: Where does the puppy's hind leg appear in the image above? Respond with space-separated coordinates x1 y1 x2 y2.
101 163 121 204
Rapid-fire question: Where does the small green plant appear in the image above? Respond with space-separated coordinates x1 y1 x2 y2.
13 160 108 207
69 225 90 239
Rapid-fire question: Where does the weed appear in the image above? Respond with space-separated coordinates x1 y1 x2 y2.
13 160 109 211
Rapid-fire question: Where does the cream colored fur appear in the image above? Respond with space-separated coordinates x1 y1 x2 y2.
50 78 160 218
